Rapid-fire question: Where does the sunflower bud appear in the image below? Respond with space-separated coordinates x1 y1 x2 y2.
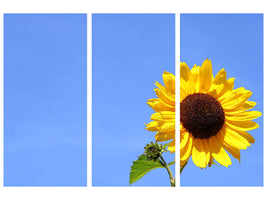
144 142 164 161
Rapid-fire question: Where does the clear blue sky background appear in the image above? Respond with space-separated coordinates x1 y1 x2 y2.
180 14 263 186
92 14 175 186
4 14 87 186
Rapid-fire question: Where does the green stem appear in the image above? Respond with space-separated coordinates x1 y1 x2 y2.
180 162 188 174
160 155 175 187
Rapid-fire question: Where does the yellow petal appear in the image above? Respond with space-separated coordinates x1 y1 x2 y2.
180 135 193 162
145 121 159 131
168 139 175 153
158 121 175 132
213 68 227 85
192 139 207 168
236 130 255 143
180 131 189 150
191 65 200 93
221 88 252 109
163 71 175 95
207 69 226 97
151 111 175 122
202 139 211 166
147 98 175 112
199 59 213 91
241 101 257 110
208 135 232 167
225 120 259 131
219 87 245 103
218 77 235 97
222 142 240 162
154 87 175 107
180 62 191 81
180 78 194 97
218 125 251 150
155 130 175 142
224 101 257 114
226 111 262 121
155 80 175 99
208 85 224 97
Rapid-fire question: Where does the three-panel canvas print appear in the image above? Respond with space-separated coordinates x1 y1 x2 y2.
2 13 263 188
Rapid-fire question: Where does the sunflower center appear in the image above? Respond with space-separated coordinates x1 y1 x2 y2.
180 93 225 139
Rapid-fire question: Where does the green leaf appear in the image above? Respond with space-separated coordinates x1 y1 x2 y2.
168 161 175 166
130 154 165 185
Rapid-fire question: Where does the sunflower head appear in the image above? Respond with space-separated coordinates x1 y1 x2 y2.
180 59 262 169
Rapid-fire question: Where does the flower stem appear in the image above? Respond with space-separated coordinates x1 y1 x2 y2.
180 162 188 174
159 155 175 187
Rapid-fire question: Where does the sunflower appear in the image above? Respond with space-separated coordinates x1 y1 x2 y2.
180 59 262 168
145 71 175 153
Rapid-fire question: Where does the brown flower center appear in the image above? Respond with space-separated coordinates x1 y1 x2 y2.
180 93 225 139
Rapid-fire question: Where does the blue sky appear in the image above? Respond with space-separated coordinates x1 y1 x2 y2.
4 14 87 186
92 14 175 186
180 14 263 186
